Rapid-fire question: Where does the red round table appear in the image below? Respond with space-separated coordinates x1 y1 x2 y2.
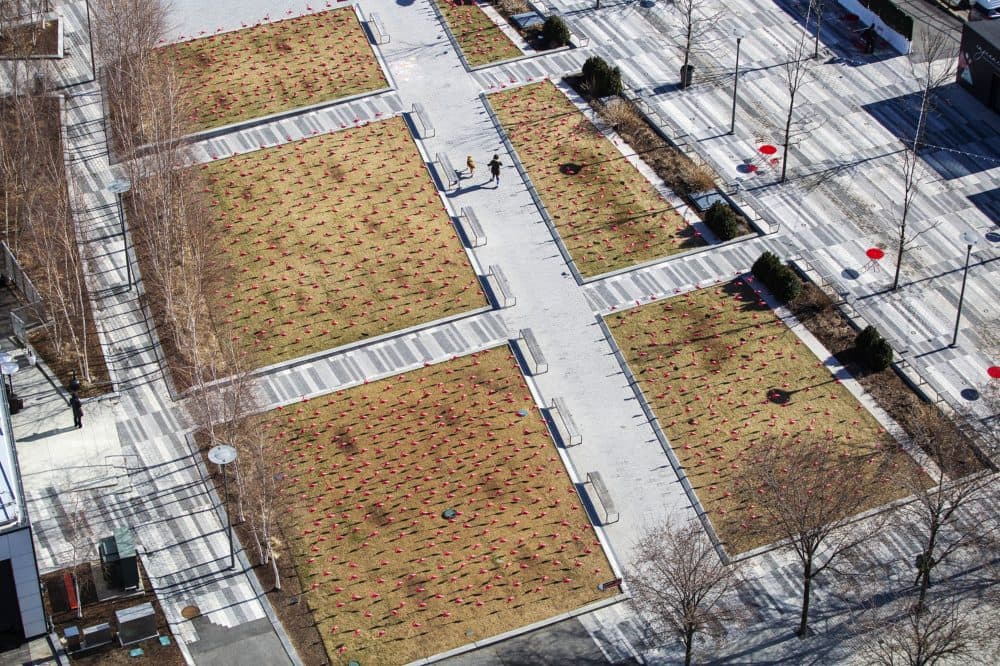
866 248 885 260
759 144 777 155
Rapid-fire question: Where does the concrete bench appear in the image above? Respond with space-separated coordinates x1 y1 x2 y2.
516 328 547 375
368 12 389 44
569 32 590 48
550 397 581 446
586 471 619 524
411 103 435 138
435 152 460 190
458 206 486 247
486 264 515 308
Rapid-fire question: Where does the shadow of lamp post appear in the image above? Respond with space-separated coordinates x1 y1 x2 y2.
208 443 239 570
107 179 132 291
950 230 979 348
730 28 747 135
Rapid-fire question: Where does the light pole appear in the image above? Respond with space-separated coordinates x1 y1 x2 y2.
107 179 132 291
730 28 747 135
208 444 239 570
950 230 979 348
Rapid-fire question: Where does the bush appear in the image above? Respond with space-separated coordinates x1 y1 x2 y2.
543 16 571 47
855 325 893 371
751 251 802 303
581 55 622 98
704 201 741 241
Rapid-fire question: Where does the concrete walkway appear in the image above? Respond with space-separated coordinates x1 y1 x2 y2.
4 0 997 664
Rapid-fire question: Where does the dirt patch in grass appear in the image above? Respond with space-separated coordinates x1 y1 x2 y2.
491 81 702 278
265 346 615 664
200 116 486 369
0 19 59 58
787 283 987 476
606 279 922 553
436 1 522 67
163 8 386 131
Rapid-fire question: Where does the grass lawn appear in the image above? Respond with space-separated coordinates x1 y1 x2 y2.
435 1 522 67
491 81 702 278
163 8 386 130
203 116 486 368
606 279 919 553
270 346 617 664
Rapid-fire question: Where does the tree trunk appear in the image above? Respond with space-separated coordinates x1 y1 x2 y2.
781 90 796 183
798 561 812 638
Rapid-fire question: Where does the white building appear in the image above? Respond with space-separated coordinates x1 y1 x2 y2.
0 385 46 643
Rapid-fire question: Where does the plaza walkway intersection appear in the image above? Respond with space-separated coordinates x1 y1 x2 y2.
3 0 998 663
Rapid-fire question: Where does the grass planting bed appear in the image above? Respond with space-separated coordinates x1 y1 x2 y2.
435 0 522 67
0 19 59 58
491 81 702 278
203 116 486 368
271 346 616 664
164 8 386 130
606 279 918 553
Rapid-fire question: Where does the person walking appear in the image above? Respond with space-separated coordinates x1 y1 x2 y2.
466 155 476 178
487 154 502 186
70 391 83 429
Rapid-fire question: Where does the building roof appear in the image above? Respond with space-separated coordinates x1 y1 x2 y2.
966 17 1000 43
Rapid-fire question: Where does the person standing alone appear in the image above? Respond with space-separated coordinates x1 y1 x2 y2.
487 154 502 186
70 391 83 429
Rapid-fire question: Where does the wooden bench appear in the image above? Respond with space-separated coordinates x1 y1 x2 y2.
411 103 435 138
435 152 460 190
368 12 389 44
550 397 581 446
586 471 619 524
516 328 547 374
486 264 516 308
458 206 486 247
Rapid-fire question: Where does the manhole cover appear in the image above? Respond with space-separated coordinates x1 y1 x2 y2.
181 605 201 619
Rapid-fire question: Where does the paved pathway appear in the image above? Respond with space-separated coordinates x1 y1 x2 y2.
5 0 998 663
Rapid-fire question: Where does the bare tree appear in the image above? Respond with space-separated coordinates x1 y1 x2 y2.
898 410 996 614
807 0 827 60
672 0 721 87
857 597 981 666
779 35 814 183
742 442 890 637
910 30 958 155
891 30 956 290
629 519 742 665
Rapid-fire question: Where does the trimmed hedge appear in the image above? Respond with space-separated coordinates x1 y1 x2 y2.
704 201 741 241
751 251 802 303
581 55 622 97
861 0 914 41
855 325 894 371
543 16 571 47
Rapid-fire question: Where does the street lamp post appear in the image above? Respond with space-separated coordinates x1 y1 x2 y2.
107 179 132 291
730 29 747 135
950 230 979 348
208 444 239 570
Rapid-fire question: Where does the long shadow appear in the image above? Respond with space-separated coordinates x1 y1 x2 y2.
862 83 1000 180
968 188 1000 227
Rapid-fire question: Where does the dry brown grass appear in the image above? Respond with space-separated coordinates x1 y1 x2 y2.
200 116 486 369
268 346 616 664
163 8 386 130
606 279 923 553
491 81 702 278
436 0 522 67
